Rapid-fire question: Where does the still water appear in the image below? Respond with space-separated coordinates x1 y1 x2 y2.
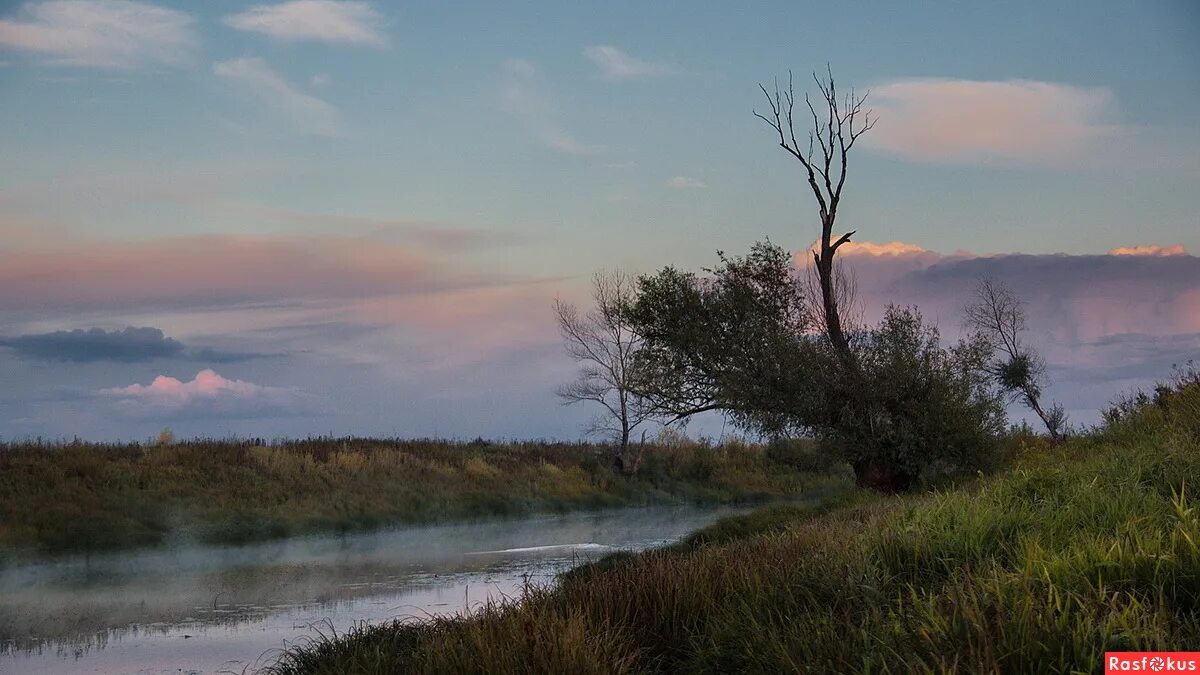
0 504 744 674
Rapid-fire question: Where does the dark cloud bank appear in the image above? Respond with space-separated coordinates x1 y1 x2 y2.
0 327 275 364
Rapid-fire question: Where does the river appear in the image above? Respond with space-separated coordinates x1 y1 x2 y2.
0 504 745 674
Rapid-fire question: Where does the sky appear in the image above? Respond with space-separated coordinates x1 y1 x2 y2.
0 0 1198 441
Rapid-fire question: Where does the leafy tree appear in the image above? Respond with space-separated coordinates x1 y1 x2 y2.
626 241 819 437
628 242 1005 490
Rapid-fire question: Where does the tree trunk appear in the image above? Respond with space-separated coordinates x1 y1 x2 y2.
852 457 914 493
612 423 631 474
815 249 850 359
1027 396 1063 443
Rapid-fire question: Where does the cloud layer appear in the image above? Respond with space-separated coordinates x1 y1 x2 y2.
223 0 386 47
809 240 1200 423
0 232 489 312
0 0 196 69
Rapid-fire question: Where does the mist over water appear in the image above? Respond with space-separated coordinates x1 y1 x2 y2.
0 504 745 674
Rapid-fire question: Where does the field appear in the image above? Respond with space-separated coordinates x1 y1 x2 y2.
266 378 1200 673
0 436 849 563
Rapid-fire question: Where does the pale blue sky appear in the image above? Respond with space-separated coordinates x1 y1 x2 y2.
1 1 1197 440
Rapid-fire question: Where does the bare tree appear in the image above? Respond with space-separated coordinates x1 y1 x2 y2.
965 278 1067 440
754 66 875 364
554 269 654 473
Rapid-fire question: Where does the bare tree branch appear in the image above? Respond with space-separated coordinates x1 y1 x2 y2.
754 66 874 364
555 269 658 472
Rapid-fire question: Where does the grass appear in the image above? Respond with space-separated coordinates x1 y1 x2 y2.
266 376 1200 674
0 436 850 562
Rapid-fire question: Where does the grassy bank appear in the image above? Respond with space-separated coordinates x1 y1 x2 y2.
268 380 1200 673
0 436 849 562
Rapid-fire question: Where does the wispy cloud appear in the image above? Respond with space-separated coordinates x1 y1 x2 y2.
213 57 342 137
0 0 196 69
219 202 523 250
501 58 597 155
223 0 387 47
667 175 705 189
101 369 312 418
583 45 673 81
866 79 1124 167
0 231 517 313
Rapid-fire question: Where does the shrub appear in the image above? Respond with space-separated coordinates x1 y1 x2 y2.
817 306 1007 490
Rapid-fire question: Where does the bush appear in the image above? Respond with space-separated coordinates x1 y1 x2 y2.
817 306 1006 490
764 437 840 473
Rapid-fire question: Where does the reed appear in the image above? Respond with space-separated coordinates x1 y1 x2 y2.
0 436 849 562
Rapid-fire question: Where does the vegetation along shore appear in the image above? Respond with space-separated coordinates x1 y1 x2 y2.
265 371 1200 674
0 434 850 564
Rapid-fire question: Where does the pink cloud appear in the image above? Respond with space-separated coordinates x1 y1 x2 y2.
866 79 1122 166
0 233 516 312
101 368 310 417
1108 244 1188 257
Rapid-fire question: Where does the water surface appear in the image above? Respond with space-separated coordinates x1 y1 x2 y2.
1 504 744 674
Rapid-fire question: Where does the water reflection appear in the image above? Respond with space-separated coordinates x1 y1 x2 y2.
0 504 744 674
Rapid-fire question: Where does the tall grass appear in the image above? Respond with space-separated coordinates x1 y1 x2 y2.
0 437 849 561
268 377 1200 673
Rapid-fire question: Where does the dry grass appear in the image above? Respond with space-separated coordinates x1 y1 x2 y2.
0 437 849 561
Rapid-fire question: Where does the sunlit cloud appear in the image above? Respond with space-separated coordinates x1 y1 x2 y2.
213 57 342 137
1108 244 1188 257
866 79 1123 166
583 45 673 81
833 240 932 257
0 0 196 69
101 369 312 418
223 0 386 46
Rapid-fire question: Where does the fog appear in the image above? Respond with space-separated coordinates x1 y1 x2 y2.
0 504 747 674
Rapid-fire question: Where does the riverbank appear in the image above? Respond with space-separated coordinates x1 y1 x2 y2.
267 381 1200 673
0 437 850 563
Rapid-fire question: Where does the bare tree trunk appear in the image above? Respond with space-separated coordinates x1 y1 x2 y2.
815 233 850 358
1026 394 1063 443
754 69 872 368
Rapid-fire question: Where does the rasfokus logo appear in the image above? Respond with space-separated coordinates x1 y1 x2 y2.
1106 653 1200 673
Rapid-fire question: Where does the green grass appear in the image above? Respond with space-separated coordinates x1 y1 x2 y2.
266 378 1200 674
0 436 850 562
